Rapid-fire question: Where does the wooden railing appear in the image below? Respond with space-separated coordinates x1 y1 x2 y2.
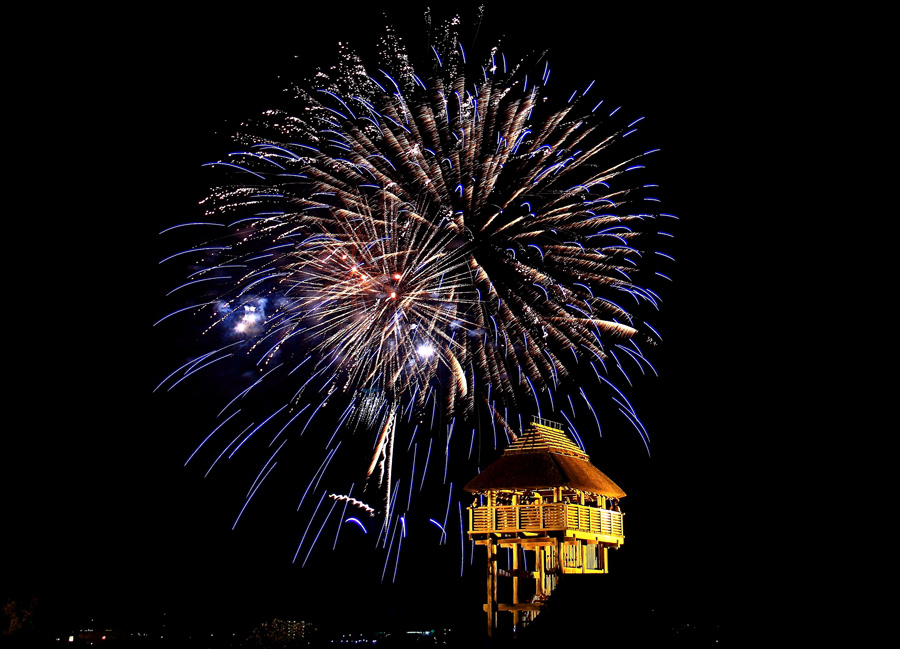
468 503 623 538
531 416 566 431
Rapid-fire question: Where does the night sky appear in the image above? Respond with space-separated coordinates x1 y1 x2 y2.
4 3 797 644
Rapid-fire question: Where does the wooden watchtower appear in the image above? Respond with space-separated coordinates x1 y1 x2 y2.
465 417 625 637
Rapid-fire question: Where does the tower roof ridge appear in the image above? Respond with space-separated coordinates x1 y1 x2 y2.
505 421 587 458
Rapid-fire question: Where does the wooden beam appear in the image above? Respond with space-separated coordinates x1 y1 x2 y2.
486 542 495 636
497 603 542 612
536 545 545 599
498 537 555 547
512 542 520 629
563 531 625 544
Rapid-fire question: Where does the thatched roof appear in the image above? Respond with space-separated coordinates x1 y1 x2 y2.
464 420 625 497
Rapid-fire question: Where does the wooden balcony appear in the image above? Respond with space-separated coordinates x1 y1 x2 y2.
468 503 624 541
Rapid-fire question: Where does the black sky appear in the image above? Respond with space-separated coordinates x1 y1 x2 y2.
3 3 795 643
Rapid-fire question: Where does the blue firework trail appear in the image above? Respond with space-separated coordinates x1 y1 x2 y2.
156 10 674 580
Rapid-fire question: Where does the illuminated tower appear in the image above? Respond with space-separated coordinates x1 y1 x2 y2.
465 417 626 637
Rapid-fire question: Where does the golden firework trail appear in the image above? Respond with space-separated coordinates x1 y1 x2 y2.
158 11 673 570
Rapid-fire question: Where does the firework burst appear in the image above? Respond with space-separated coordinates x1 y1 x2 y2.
157 11 674 576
